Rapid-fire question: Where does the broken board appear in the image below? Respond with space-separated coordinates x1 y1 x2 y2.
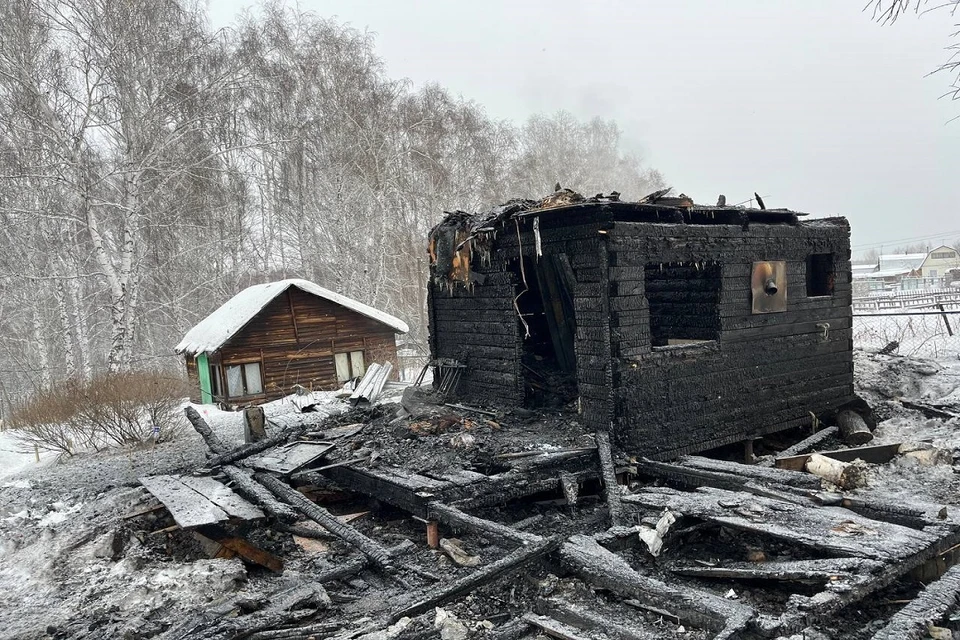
140 475 264 529
245 441 335 474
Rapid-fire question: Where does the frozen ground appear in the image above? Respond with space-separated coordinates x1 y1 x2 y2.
853 311 960 360
3 360 960 639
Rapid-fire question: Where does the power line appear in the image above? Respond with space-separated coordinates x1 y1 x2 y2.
852 229 960 250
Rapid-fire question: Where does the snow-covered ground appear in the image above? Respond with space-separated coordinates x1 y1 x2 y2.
0 390 348 640
853 312 960 360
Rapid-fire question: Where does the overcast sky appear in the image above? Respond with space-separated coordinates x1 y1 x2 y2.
209 0 960 256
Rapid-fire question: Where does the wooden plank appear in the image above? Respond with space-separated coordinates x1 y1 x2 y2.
195 525 284 573
623 486 939 562
140 475 229 529
178 475 265 521
775 442 904 471
245 442 336 474
521 614 590 640
871 565 960 640
670 557 885 584
759 426 839 466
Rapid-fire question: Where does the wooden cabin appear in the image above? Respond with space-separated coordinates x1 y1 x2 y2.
427 192 858 459
176 279 408 405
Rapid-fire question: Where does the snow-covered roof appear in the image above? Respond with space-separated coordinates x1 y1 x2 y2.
175 279 408 356
878 253 926 272
851 264 878 275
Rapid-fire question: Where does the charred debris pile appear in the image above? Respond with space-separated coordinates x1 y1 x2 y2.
121 190 960 639
124 382 960 640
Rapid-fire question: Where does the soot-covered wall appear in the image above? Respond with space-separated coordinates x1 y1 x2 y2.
427 204 855 459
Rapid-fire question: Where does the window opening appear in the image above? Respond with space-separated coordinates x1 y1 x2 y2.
645 261 721 348
806 253 834 297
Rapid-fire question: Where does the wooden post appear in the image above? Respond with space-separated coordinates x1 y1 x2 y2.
744 439 755 464
243 406 267 444
426 521 440 549
34 444 39 463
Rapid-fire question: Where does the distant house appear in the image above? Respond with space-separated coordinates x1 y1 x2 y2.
918 245 960 280
175 279 408 405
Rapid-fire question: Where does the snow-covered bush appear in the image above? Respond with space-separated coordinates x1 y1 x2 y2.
9 372 189 456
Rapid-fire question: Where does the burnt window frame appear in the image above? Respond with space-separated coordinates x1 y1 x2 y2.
806 253 835 297
643 260 723 351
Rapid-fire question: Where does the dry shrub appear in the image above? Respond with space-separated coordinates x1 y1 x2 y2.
9 371 190 456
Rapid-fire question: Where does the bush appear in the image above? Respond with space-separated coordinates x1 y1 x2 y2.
9 371 190 457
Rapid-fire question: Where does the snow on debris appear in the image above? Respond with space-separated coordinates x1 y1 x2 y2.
175 278 409 356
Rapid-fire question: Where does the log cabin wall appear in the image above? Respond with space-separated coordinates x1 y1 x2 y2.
609 217 854 458
195 286 399 404
427 202 855 459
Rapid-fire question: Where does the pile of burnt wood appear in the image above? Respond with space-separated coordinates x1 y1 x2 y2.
130 402 960 640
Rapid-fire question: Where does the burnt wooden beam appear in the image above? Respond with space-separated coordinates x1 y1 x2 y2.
559 534 754 639
254 472 393 571
670 557 884 584
870 565 960 640
536 597 661 640
760 426 838 466
389 535 561 622
426 501 540 548
623 486 939 562
595 430 624 527
206 428 304 469
185 406 229 455
195 524 284 573
221 465 298 522
521 614 590 640
676 455 822 490
313 540 415 584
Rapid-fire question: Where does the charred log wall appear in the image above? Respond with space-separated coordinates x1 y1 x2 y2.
428 213 606 419
609 218 854 458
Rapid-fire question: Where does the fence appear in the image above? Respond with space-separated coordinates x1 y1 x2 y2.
853 309 960 360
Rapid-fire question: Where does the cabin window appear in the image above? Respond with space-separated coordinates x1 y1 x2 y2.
335 351 366 382
224 361 264 398
806 253 834 297
932 251 956 260
645 261 722 348
209 365 223 398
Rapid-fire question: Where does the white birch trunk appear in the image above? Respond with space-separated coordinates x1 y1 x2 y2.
55 279 76 377
69 276 92 381
31 305 51 389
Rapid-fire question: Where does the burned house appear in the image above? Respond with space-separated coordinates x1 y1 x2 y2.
428 191 856 458
176 279 408 404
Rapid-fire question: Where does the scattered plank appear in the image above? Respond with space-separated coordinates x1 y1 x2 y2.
254 472 393 571
426 501 540 548
140 475 230 529
521 614 590 640
677 455 822 490
313 540 415 585
899 399 960 421
389 535 561 622
761 426 839 466
178 475 265 521
122 503 165 520
595 430 624 527
623 486 939 562
670 557 885 584
559 534 754 640
775 442 905 471
537 597 661 640
870 565 960 640
246 441 336 475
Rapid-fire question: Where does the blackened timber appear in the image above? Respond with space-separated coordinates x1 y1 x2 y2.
870 565 960 640
185 406 229 455
207 429 306 469
312 540 415 584
675 456 822 490
254 473 393 570
670 557 885 583
559 534 754 639
762 426 839 466
520 614 591 640
536 598 660 640
595 431 624 526
389 536 562 622
623 486 939 561
426 501 540 547
221 465 298 521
